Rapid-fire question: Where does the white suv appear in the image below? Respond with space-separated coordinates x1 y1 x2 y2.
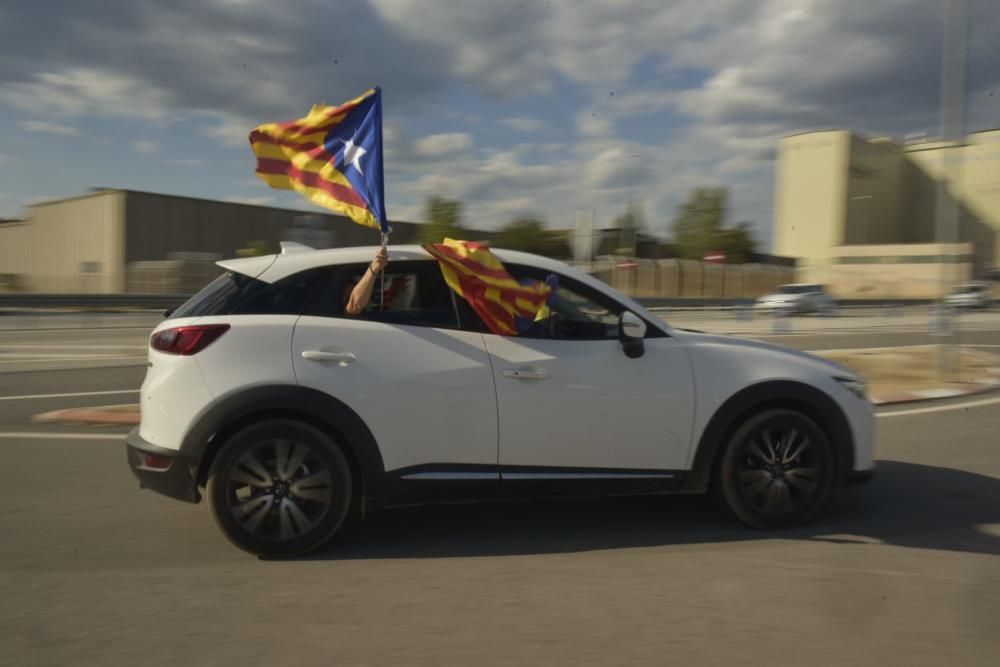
944 282 992 309
127 244 875 557
756 284 837 315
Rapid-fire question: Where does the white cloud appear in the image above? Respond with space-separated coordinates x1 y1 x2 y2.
131 140 159 155
164 158 204 166
582 146 653 190
414 132 473 158
2 68 171 121
501 117 544 132
603 90 679 117
16 119 80 136
202 112 257 148
576 110 613 138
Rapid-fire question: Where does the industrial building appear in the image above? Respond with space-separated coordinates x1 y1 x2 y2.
773 129 1000 297
0 189 426 294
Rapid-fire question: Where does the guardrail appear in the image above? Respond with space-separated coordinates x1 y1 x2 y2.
0 294 187 309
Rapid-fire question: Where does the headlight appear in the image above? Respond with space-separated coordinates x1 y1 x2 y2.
835 376 868 400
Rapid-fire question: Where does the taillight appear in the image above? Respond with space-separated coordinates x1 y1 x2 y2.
150 324 230 355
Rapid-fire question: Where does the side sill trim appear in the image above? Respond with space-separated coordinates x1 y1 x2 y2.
400 471 501 480
501 472 675 480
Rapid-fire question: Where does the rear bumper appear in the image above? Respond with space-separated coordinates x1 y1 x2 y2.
126 427 201 503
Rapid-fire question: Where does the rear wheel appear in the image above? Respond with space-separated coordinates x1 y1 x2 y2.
715 409 835 529
207 419 352 558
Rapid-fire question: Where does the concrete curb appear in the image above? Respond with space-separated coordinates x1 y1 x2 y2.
870 378 1000 405
32 404 140 426
815 344 1000 405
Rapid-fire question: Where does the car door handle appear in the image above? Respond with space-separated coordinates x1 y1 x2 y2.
301 350 356 365
502 367 549 380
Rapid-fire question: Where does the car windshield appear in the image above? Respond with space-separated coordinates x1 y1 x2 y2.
779 285 815 295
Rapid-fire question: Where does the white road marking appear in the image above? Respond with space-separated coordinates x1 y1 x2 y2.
877 394 1000 418
0 432 125 440
910 388 965 399
1 344 148 350
0 355 148 365
0 353 141 359
0 389 139 402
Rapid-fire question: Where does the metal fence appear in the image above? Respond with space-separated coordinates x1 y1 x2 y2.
571 257 796 300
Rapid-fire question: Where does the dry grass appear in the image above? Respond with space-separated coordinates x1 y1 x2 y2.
816 345 1000 398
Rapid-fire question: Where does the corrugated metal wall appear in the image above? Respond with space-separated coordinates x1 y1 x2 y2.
2 192 125 293
123 191 423 263
0 223 31 291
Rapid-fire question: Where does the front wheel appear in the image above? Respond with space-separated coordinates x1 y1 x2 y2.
715 409 836 529
207 419 353 558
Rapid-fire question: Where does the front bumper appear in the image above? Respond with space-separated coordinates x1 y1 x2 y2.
126 427 201 503
755 302 797 312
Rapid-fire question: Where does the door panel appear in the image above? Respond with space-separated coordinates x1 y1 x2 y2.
293 316 498 472
484 335 695 471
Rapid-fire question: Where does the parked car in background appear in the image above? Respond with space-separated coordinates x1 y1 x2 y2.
755 284 837 315
944 282 993 309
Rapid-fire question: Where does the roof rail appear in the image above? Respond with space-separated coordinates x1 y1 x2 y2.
280 241 314 254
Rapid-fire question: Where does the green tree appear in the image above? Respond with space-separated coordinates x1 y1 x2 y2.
496 217 570 257
418 196 467 244
671 188 756 263
611 201 645 255
496 217 547 252
714 221 757 264
236 239 272 257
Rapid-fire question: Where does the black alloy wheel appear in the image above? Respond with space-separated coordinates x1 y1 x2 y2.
716 409 836 529
208 420 352 558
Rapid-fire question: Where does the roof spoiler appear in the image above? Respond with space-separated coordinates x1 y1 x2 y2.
280 241 314 254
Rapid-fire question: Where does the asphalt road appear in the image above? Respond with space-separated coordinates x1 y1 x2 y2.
1 315 1000 665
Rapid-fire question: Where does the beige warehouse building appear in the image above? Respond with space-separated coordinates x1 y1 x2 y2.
0 189 426 294
773 129 1000 297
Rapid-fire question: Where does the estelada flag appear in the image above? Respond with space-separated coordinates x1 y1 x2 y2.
423 239 551 336
249 87 388 233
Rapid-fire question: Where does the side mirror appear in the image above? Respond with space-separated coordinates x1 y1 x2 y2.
618 311 646 359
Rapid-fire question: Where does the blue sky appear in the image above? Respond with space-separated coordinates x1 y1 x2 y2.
1 0 998 251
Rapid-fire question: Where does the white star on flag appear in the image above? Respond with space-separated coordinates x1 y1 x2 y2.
340 137 367 175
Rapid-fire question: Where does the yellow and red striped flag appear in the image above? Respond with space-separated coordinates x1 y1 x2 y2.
249 88 388 233
423 239 551 336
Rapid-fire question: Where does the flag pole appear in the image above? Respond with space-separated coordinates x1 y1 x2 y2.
379 230 388 311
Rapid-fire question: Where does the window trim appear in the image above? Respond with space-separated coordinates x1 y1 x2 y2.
304 259 467 331
505 264 667 341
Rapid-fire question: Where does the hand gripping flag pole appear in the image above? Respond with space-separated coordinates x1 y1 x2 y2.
250 87 390 312
379 231 388 311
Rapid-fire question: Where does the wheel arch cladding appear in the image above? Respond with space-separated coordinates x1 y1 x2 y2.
688 380 854 493
184 385 384 495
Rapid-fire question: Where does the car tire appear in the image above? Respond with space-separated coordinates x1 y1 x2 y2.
714 409 836 529
207 419 353 558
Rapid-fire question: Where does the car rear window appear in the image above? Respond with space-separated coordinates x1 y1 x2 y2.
169 272 265 319
168 269 325 319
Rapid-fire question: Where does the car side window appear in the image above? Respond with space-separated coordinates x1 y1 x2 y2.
231 268 327 316
306 260 465 330
506 264 624 341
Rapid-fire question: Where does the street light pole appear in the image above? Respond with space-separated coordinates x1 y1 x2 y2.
936 0 968 380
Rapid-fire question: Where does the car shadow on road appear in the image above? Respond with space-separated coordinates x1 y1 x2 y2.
307 460 1000 561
